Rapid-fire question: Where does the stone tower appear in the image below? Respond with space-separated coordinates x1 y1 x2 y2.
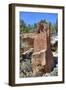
32 23 54 76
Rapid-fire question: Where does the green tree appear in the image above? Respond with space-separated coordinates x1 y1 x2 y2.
39 19 48 24
54 19 58 34
20 20 30 33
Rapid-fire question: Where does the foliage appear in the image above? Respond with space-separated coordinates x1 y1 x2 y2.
20 19 58 34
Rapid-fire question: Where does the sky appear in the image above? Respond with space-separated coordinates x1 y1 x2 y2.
20 12 58 25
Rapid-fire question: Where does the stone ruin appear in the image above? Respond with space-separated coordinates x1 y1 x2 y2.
20 22 55 77
31 23 54 76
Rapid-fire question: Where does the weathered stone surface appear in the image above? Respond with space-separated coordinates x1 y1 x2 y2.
32 23 54 76
33 32 47 52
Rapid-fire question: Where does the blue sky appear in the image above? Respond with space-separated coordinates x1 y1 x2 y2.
20 12 58 25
